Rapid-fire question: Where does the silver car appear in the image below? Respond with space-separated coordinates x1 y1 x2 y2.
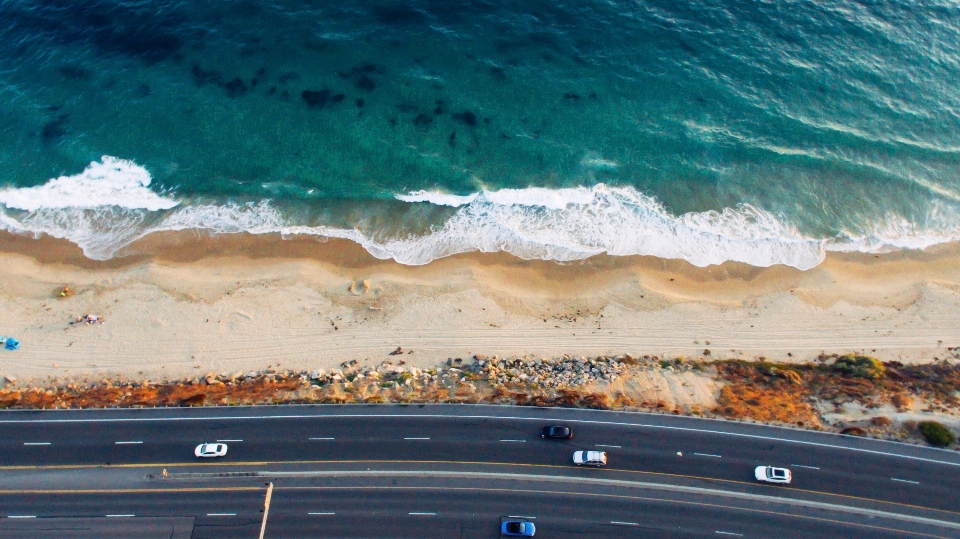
573 450 607 466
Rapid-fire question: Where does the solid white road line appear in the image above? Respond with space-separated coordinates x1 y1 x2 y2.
309 437 335 440
500 439 526 443
790 464 820 470
106 514 135 517
404 437 430 440
610 521 639 526
6 516 36 519
694 452 722 458
308 512 336 515
715 532 743 536
22 442 50 446
114 441 143 445
217 439 243 442
409 512 436 516
596 444 621 448
206 513 237 516
891 478 920 484
508 516 536 519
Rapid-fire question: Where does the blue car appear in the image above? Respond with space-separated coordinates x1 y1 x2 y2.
501 520 536 536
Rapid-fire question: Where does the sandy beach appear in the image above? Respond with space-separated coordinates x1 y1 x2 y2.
1 230 959 385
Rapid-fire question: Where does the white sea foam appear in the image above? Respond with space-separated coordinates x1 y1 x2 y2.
395 190 478 207
827 208 960 253
480 186 599 210
580 154 620 170
396 185 603 210
389 184 825 268
0 156 179 259
2 160 957 268
0 156 179 212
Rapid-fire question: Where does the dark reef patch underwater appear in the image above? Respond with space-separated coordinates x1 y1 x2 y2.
1 0 960 267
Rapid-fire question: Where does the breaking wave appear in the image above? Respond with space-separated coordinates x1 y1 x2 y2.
386 185 826 268
1 157 958 269
0 156 178 212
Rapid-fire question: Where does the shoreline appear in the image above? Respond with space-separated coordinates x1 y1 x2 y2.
1 229 960 385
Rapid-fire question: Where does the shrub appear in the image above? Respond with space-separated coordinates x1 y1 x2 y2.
832 355 885 380
918 421 955 447
891 394 914 410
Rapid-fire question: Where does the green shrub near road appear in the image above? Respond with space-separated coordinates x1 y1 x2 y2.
832 355 885 380
918 421 955 447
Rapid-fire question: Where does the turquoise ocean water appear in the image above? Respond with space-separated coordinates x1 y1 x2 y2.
1 0 959 268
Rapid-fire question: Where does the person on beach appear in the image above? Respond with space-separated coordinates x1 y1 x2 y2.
75 314 104 325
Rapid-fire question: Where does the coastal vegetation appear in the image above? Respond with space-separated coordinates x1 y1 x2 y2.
918 421 955 447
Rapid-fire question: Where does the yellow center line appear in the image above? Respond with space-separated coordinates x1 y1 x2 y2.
0 487 263 494
2 458 954 517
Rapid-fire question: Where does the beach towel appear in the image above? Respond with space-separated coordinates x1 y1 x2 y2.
3 338 19 351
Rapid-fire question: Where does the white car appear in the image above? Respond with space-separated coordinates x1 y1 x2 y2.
195 443 228 458
755 466 791 484
573 450 607 466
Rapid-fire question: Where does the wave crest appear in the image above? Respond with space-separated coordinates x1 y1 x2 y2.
0 156 178 212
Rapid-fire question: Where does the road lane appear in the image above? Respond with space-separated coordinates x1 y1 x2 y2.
0 412 955 514
0 484 945 539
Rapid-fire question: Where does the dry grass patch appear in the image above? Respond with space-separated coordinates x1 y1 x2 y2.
713 361 820 428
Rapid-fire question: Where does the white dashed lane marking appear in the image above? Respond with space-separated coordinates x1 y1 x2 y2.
891 478 920 485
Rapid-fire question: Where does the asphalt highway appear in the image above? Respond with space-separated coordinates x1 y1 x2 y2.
0 486 945 539
0 405 957 538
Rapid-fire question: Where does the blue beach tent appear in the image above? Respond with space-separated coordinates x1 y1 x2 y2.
3 338 19 351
